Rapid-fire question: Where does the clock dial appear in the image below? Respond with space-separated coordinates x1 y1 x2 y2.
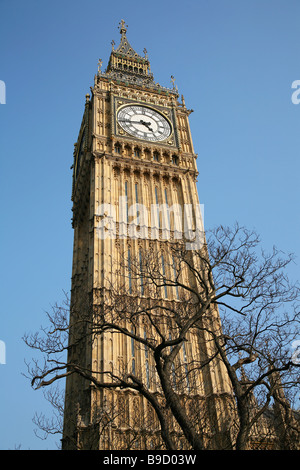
117 105 172 142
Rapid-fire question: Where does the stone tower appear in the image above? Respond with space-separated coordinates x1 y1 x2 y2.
62 21 234 450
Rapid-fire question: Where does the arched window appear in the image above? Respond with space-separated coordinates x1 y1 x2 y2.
131 327 135 374
161 254 168 298
128 248 132 294
172 155 178 165
144 148 151 160
118 396 127 427
182 341 190 392
172 255 179 300
139 250 144 295
154 186 160 229
125 181 129 222
114 143 121 154
124 144 131 157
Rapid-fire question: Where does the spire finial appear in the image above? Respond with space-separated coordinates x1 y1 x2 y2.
171 75 177 90
97 59 103 74
118 19 128 35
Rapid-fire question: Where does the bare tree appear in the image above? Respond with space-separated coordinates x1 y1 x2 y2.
23 224 300 450
32 385 64 444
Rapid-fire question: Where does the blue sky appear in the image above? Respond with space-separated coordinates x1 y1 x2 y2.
0 0 299 449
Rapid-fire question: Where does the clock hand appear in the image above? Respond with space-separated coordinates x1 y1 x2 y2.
119 119 154 131
119 119 146 124
140 120 154 132
119 119 152 125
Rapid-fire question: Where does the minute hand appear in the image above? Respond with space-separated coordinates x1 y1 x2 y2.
119 119 150 124
119 119 153 128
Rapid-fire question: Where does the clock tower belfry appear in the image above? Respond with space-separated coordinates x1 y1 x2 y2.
63 21 234 450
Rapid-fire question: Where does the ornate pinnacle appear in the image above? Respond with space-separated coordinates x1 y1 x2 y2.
118 19 128 35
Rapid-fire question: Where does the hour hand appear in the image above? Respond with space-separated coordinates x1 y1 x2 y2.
140 120 154 132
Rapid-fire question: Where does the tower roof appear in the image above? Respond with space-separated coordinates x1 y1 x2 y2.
96 20 179 96
114 19 144 59
104 19 153 85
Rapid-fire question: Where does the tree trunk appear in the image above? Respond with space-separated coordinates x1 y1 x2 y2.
155 352 204 450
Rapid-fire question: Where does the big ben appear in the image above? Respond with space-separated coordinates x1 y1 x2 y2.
62 20 234 450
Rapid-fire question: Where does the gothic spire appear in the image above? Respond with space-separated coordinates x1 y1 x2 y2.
114 19 143 59
95 21 178 96
104 20 153 84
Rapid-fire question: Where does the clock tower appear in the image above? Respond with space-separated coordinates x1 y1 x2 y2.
62 21 234 450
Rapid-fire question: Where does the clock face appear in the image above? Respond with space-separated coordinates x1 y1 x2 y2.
117 105 172 142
